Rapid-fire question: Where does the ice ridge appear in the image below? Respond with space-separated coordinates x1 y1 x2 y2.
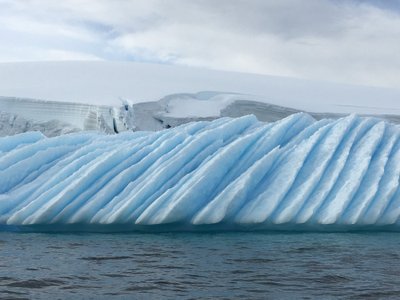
1 113 400 231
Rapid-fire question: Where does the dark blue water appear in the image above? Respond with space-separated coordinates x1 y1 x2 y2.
0 232 399 299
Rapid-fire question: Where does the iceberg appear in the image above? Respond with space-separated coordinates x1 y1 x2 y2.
0 113 400 231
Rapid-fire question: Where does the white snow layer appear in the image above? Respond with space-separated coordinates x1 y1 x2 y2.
1 61 400 115
1 114 400 231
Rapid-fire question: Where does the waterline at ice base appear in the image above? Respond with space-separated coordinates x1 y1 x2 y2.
1 113 400 232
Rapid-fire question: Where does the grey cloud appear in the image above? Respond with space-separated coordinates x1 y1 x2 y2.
183 0 349 38
0 0 399 88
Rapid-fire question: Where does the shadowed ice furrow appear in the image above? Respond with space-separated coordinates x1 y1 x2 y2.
95 132 213 224
293 118 379 224
214 113 314 196
359 140 400 224
0 141 113 220
0 133 93 171
73 132 189 223
234 119 334 224
1 114 400 231
9 140 137 225
95 116 257 224
3 133 151 222
339 126 399 224
271 116 356 224
37 137 162 224
191 115 319 225
313 122 385 224
0 131 45 154
67 132 188 224
192 147 280 225
378 187 400 225
135 117 262 225
0 144 79 194
128 140 224 223
86 130 217 223
51 134 169 223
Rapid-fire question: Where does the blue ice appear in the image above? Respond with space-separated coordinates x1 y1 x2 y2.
0 114 399 231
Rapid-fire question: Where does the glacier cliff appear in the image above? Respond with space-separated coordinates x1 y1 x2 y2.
0 96 134 136
1 113 400 231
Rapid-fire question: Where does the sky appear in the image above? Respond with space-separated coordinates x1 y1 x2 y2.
0 0 399 88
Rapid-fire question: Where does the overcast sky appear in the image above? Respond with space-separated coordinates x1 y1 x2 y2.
0 0 399 88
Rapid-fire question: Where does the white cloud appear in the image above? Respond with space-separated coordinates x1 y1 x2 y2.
0 0 399 88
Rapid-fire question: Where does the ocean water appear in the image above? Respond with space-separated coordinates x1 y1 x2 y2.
0 232 399 299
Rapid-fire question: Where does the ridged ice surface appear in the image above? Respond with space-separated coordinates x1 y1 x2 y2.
1 113 400 231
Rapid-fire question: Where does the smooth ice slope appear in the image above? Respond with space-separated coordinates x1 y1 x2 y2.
1 114 400 231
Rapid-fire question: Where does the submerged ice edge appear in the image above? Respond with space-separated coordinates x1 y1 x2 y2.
0 113 400 231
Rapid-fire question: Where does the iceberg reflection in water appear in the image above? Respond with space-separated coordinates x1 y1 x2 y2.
1 113 400 231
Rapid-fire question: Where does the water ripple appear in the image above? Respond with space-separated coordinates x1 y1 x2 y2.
0 232 399 299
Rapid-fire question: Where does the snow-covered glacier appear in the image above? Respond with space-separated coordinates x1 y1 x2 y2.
1 113 400 231
0 96 135 136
